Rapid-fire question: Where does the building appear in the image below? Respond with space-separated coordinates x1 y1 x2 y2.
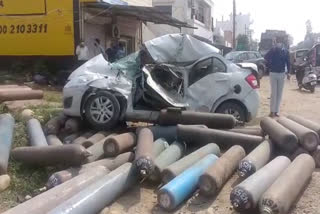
216 13 253 46
143 0 214 43
80 0 191 59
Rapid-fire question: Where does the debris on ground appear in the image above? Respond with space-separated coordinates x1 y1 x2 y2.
1 108 320 214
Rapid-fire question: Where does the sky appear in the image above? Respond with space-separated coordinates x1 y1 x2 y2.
214 0 320 45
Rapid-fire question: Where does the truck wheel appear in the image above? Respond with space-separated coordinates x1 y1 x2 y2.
216 102 247 122
84 91 121 130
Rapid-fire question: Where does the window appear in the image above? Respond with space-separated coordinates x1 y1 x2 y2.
213 58 227 73
189 58 213 86
195 5 205 23
255 52 262 58
248 52 257 59
155 6 172 16
239 53 249 61
189 57 226 86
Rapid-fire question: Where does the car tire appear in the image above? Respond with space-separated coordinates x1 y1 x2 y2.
216 102 247 122
84 91 121 130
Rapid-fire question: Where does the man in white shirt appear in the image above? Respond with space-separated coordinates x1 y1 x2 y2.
76 41 89 67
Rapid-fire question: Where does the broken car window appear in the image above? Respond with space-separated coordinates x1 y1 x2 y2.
213 58 227 73
189 58 213 86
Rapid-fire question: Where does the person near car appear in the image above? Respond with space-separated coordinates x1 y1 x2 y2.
264 42 291 117
75 41 89 67
94 38 105 56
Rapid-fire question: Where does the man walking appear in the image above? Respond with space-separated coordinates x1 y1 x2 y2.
265 41 290 117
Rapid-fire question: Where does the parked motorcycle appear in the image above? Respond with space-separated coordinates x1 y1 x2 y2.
296 62 317 93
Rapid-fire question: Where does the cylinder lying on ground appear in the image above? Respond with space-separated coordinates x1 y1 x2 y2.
148 126 178 144
152 138 169 157
86 134 116 163
134 128 154 177
260 117 298 153
46 152 134 189
238 140 273 178
200 146 246 196
289 147 309 161
158 154 219 211
312 146 320 168
72 131 96 146
104 133 136 157
44 112 67 135
27 118 48 147
63 133 81 144
64 118 83 134
12 145 91 167
259 154 315 214
0 175 10 192
287 115 320 137
230 156 291 212
2 166 108 214
277 117 319 152
0 114 15 175
158 110 237 129
47 163 138 214
82 131 109 148
150 141 185 182
227 127 265 137
0 90 44 102
177 125 263 152
162 143 220 184
46 135 63 146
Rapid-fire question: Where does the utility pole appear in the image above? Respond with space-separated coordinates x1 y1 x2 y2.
233 0 236 49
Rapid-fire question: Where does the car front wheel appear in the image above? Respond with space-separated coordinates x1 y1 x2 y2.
216 102 247 122
84 91 121 130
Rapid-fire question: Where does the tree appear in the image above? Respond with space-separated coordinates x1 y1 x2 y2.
236 34 250 51
306 20 313 35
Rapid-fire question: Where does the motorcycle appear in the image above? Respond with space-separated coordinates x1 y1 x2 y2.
296 62 317 93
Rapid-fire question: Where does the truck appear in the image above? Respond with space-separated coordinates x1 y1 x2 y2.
259 30 289 56
0 0 80 68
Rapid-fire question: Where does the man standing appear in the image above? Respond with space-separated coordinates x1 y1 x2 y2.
265 41 290 117
76 41 89 67
94 38 105 56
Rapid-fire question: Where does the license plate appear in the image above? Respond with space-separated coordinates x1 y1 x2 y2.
311 81 317 85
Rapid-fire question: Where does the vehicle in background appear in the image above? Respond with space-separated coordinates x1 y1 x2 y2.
305 44 320 82
225 51 266 79
63 34 260 130
259 30 289 56
295 62 317 93
290 49 309 73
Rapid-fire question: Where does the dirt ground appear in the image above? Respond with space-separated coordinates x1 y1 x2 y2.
106 77 320 214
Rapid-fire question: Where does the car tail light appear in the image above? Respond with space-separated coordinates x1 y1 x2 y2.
246 74 259 89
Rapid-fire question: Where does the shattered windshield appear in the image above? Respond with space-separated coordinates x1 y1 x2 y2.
110 52 141 80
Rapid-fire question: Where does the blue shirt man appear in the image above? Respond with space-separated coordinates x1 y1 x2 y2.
264 43 291 117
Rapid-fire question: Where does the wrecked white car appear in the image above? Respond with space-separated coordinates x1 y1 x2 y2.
63 34 260 130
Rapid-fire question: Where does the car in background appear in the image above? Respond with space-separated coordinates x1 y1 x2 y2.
63 34 260 130
225 51 266 78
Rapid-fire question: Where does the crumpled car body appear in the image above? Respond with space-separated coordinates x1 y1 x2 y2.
63 34 260 126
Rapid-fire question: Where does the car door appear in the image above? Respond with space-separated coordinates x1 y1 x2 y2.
185 57 231 112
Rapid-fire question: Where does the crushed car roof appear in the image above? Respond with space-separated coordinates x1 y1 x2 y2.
144 34 220 65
